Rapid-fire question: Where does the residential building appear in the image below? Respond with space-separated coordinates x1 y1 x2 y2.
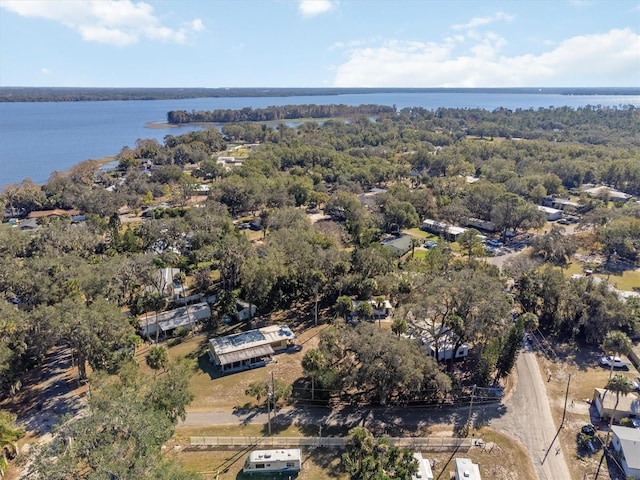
381 234 413 257
421 219 468 242
139 302 210 339
611 426 640 479
543 197 581 211
592 388 640 422
582 185 632 202
352 299 394 320
208 325 296 373
537 205 563 221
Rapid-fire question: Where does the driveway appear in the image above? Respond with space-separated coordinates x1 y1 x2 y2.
490 351 572 480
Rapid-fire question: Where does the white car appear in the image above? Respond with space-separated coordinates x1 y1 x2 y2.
599 356 628 369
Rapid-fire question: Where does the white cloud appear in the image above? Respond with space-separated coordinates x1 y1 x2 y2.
0 0 203 46
191 19 205 32
332 28 640 87
299 0 336 18
452 11 514 31
41 67 51 75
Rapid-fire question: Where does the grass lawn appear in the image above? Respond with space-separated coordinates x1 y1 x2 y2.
600 269 640 291
403 228 430 239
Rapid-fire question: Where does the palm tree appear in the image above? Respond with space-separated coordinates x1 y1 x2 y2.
302 349 326 400
145 346 169 377
391 317 408 337
0 411 25 478
602 330 632 381
605 374 633 436
335 296 353 321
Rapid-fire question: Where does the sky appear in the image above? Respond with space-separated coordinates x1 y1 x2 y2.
0 0 639 88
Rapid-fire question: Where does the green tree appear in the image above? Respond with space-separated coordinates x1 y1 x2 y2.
391 317 408 337
342 427 418 480
520 312 540 333
302 349 327 400
0 411 25 478
458 228 484 260
336 295 354 320
602 330 632 381
356 301 374 322
145 346 169 377
605 373 634 433
495 318 524 381
25 364 197 479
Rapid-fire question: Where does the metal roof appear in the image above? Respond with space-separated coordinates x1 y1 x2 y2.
612 426 640 470
217 344 274 365
209 325 295 366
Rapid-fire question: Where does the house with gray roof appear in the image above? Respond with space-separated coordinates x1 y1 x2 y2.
611 426 640 479
381 234 413 257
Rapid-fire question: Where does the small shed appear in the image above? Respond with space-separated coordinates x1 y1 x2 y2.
611 426 640 479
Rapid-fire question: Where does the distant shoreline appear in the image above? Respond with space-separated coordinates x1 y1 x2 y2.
2 86 640 103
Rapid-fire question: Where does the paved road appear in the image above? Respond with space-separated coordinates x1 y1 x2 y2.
490 350 572 480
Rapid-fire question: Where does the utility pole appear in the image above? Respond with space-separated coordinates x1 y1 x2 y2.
266 386 272 436
271 371 276 416
466 384 476 436
561 374 571 427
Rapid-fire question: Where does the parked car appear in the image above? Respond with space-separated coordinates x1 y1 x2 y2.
558 218 571 225
581 424 597 436
599 356 628 369
630 380 640 392
423 240 438 249
487 239 503 247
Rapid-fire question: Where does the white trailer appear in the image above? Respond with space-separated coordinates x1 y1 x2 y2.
243 449 302 476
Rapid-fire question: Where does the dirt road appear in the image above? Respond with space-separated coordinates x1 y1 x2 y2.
490 350 572 480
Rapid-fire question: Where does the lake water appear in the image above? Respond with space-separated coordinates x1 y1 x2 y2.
1 92 639 189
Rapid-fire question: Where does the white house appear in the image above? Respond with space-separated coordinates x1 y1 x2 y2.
352 299 394 320
454 458 481 480
411 452 434 480
537 205 563 221
416 322 469 362
139 302 210 338
611 426 640 479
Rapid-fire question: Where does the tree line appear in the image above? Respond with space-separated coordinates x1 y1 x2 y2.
167 104 396 124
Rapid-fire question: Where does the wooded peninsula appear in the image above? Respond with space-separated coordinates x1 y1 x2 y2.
1 103 639 480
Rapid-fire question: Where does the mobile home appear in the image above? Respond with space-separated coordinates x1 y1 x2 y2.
243 449 301 476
